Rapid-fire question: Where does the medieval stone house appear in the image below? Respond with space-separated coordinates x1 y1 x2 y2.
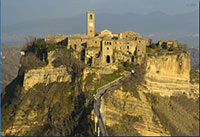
55 11 148 66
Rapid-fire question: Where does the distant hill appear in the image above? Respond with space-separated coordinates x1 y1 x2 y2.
1 44 24 90
2 10 199 46
187 47 199 70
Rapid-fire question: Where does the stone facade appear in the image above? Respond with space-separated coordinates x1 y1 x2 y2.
61 11 148 66
158 40 179 49
44 11 180 66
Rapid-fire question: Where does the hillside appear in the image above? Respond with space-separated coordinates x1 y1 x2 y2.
187 47 199 69
1 38 199 136
1 44 24 90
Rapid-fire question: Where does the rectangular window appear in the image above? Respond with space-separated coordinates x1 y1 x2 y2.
90 14 93 20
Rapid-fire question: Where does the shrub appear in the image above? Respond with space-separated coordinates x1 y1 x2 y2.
146 47 152 53
149 43 157 49
190 69 199 84
21 53 46 72
145 93 199 136
121 63 146 100
52 49 85 79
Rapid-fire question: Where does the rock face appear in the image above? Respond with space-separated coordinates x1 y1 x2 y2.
101 52 198 136
103 88 170 136
144 52 192 96
23 66 72 91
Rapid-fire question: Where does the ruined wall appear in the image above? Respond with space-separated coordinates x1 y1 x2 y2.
45 34 67 43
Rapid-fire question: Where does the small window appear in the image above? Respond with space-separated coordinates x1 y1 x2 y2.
107 47 109 50
90 30 92 33
109 42 112 45
115 42 117 44
90 14 93 20
74 44 77 49
105 42 106 45
127 42 129 44
95 41 97 44
127 46 129 49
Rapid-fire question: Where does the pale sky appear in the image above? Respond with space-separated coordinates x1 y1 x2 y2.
2 0 199 26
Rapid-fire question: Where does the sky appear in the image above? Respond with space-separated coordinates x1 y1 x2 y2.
2 0 199 26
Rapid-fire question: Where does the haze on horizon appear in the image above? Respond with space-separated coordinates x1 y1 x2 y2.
1 0 199 47
2 0 198 26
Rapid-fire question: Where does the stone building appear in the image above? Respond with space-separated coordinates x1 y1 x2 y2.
158 40 179 49
46 11 149 66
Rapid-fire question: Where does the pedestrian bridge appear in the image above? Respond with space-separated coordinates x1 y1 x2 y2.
93 72 131 136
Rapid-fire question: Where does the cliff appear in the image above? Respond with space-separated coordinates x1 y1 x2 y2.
144 52 194 97
100 52 199 136
23 66 71 91
1 48 199 136
1 49 95 136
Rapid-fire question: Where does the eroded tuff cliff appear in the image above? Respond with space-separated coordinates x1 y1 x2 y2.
1 49 95 136
101 52 199 136
144 52 198 98
23 66 72 91
1 49 199 136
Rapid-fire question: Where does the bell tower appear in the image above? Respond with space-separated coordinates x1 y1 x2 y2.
87 11 95 37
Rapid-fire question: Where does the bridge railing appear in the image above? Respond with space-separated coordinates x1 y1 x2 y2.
96 72 131 93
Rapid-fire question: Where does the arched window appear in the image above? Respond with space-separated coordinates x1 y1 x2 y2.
90 14 93 20
106 55 110 63
74 44 77 49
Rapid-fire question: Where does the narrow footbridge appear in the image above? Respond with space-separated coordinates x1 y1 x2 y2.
93 72 131 136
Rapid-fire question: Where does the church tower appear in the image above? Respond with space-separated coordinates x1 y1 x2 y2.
87 11 95 37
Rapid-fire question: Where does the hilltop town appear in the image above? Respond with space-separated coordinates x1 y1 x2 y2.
2 11 199 137
43 11 184 67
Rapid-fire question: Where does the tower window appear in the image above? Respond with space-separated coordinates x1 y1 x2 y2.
90 14 93 20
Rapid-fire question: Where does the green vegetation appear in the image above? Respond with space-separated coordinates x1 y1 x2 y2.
1 75 23 131
146 42 188 57
85 71 121 97
145 93 199 136
21 53 47 72
190 69 199 84
149 43 157 49
2 79 96 136
106 114 143 136
122 114 143 123
25 125 51 136
120 62 146 100
52 48 86 80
